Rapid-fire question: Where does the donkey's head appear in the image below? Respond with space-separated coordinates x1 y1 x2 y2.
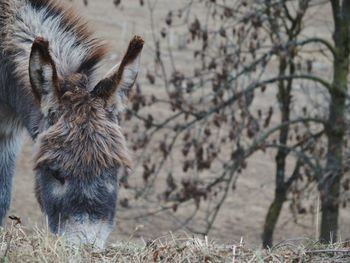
29 36 144 248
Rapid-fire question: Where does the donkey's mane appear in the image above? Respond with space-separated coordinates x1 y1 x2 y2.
0 0 108 89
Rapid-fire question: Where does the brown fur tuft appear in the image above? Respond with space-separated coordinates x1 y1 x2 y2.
34 92 131 178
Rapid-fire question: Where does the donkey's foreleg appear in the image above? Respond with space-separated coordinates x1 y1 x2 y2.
0 133 22 226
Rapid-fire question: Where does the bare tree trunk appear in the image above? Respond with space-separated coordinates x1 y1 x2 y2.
261 0 312 247
262 57 294 248
320 0 349 243
262 191 286 248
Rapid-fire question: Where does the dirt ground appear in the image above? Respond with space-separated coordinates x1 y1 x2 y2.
8 0 350 247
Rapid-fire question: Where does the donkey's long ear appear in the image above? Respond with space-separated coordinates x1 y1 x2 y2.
91 35 144 111
29 37 60 110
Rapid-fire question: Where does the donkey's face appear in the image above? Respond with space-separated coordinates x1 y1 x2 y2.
29 36 143 248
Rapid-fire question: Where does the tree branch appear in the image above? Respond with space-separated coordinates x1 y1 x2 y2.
296 38 336 58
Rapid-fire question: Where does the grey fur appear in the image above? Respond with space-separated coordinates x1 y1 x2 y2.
0 105 22 226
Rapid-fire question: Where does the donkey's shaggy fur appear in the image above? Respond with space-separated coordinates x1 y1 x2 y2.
0 0 143 248
1 0 108 89
35 87 131 178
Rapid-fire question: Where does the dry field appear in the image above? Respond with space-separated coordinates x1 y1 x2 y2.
7 0 350 250
0 225 349 262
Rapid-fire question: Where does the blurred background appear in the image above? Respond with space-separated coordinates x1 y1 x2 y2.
10 0 350 248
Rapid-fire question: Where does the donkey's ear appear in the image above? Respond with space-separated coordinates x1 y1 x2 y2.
29 37 60 105
91 35 144 111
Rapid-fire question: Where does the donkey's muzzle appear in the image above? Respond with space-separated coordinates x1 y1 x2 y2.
62 219 113 249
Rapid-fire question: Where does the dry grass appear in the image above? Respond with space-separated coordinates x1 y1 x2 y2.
0 224 349 263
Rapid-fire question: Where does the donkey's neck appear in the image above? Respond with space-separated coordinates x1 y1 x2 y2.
0 53 42 139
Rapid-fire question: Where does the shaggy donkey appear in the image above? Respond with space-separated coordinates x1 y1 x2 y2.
0 0 143 248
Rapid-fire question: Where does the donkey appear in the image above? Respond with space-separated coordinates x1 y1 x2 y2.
0 0 143 248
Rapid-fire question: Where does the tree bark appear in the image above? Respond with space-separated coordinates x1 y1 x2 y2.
262 191 286 248
320 0 349 243
262 56 293 248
